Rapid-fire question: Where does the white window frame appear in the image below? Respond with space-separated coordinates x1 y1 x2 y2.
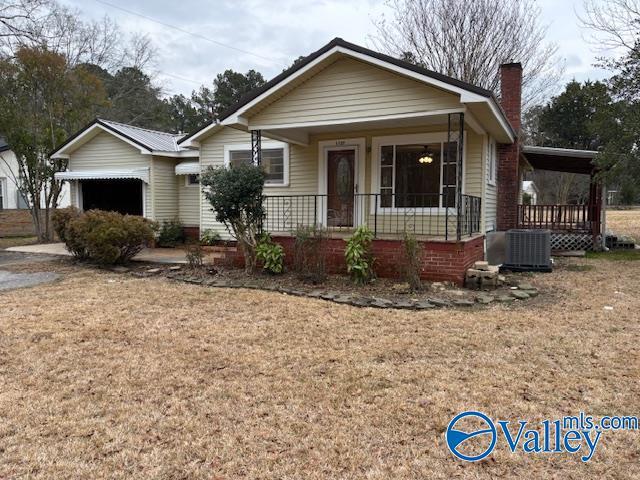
371 132 466 214
223 141 289 187
487 137 497 186
185 174 200 188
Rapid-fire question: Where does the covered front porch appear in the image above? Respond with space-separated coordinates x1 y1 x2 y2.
250 112 484 241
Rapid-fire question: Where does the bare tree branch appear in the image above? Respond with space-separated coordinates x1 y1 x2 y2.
370 0 564 110
579 0 640 53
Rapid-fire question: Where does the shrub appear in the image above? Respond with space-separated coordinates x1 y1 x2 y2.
345 225 375 284
157 219 184 247
52 207 86 258
399 231 423 291
256 233 285 274
185 242 205 270
200 163 265 273
293 224 327 283
200 229 221 246
56 209 154 265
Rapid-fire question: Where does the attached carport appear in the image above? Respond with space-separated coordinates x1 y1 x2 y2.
55 168 149 217
520 145 603 250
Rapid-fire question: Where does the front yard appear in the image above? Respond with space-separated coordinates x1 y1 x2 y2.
0 211 639 478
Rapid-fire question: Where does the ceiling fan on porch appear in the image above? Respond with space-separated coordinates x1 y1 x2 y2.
418 146 435 165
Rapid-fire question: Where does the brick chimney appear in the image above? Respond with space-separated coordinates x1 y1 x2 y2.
496 62 522 231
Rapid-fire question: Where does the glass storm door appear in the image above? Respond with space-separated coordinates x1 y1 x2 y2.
326 149 355 227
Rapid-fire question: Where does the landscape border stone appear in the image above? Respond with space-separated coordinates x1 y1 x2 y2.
126 267 541 310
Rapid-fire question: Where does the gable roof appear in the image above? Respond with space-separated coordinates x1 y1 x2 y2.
51 118 196 159
180 37 515 146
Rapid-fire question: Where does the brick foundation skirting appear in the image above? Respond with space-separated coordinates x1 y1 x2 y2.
182 226 200 240
226 235 485 285
0 209 36 237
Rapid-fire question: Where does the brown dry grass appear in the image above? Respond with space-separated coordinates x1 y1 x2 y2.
1 214 640 478
0 235 37 249
607 209 640 241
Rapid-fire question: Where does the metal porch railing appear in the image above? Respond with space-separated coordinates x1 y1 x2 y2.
262 193 481 240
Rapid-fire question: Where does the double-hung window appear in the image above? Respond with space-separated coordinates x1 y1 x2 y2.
377 137 460 209
224 141 289 186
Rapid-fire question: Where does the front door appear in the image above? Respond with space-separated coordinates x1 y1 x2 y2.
326 149 355 227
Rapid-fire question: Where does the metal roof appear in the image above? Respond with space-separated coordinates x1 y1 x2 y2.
98 119 186 152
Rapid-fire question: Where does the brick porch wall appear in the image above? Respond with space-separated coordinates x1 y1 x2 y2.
183 226 200 241
228 235 485 285
0 209 36 237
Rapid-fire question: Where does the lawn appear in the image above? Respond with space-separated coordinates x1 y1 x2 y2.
0 235 37 249
0 212 639 478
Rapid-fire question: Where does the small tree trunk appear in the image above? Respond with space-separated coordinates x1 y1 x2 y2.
242 240 256 274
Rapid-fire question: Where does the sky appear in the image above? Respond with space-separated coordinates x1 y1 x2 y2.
58 0 613 100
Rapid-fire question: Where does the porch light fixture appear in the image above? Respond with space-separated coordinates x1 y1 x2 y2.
418 146 434 165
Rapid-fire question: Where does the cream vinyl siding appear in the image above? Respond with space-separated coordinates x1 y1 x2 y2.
67 131 152 216
151 157 179 223
249 57 461 126
200 125 485 240
484 136 498 232
178 178 200 226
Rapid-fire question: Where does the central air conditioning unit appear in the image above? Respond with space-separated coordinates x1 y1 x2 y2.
501 229 552 272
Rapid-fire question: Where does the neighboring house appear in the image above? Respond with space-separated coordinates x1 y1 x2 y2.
521 180 539 204
52 38 602 282
0 136 71 210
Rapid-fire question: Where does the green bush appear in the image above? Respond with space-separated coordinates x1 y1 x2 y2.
200 229 221 246
55 209 155 265
200 163 265 273
345 225 375 284
52 207 86 258
293 224 327 283
157 219 184 247
256 233 285 274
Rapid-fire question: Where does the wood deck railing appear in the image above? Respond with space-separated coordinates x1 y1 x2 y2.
517 204 596 233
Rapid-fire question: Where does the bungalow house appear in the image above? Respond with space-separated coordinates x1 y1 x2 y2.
51 38 603 283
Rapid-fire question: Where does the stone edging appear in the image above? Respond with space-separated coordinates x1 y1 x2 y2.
128 270 540 310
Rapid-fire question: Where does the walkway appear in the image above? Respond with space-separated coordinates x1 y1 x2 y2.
5 243 215 264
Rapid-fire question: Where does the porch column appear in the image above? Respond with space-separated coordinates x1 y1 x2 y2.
589 171 603 249
447 112 464 241
251 129 262 165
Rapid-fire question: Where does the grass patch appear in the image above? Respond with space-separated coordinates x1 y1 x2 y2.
565 264 595 272
0 235 38 249
1 261 639 478
586 249 640 261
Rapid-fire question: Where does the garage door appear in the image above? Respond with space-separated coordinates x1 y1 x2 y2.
81 179 143 216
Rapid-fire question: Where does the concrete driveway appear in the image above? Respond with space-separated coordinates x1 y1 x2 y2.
6 243 206 264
